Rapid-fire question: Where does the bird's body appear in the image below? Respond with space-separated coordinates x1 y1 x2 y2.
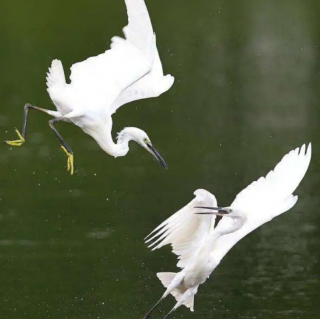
143 144 312 319
6 0 173 173
146 189 247 315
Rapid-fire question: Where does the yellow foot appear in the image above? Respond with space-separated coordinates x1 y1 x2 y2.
5 129 25 146
61 146 74 175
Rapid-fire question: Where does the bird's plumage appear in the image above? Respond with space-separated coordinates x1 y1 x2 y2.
46 60 66 90
210 143 312 265
69 0 155 94
146 189 217 269
46 0 173 116
110 47 174 115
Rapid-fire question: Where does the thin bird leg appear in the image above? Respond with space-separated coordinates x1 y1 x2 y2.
143 278 182 319
5 103 59 146
142 297 164 319
163 288 196 319
162 306 176 319
48 118 74 175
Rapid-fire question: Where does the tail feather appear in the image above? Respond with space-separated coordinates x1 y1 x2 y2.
157 272 176 288
46 59 66 89
184 295 194 312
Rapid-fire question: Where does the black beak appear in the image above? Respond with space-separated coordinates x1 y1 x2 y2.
194 206 229 215
147 143 168 169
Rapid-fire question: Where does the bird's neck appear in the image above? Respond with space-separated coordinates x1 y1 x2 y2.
206 231 224 251
194 231 223 268
89 125 132 158
195 217 245 268
190 217 246 273
207 216 246 247
218 217 245 236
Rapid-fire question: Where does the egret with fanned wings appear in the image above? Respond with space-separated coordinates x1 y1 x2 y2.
6 0 174 174
143 144 311 319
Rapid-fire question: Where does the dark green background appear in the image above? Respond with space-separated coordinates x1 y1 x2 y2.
0 0 319 318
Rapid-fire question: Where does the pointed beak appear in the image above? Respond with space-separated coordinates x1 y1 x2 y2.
146 143 168 169
194 206 229 216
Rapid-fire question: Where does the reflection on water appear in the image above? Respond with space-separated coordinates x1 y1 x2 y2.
0 0 320 318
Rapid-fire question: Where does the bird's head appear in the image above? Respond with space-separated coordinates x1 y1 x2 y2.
195 206 247 235
117 127 168 168
195 206 246 221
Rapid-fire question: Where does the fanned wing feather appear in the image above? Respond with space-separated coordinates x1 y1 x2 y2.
122 0 154 51
46 59 73 115
231 143 311 218
46 59 66 90
109 46 174 114
68 0 156 110
146 189 217 269
210 143 312 265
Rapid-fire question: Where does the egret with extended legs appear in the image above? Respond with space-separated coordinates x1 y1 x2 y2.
6 0 174 174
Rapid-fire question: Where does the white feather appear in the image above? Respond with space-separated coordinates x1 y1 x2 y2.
48 0 158 113
210 143 312 265
145 189 217 269
46 59 66 90
68 0 156 110
110 46 174 114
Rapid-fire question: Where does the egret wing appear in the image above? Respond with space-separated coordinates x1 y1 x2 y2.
121 0 154 52
210 143 311 265
69 0 156 109
146 189 217 269
231 143 311 218
109 47 174 114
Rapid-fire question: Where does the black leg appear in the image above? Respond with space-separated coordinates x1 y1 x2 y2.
163 307 176 319
6 103 54 145
22 104 52 139
143 297 163 319
48 118 73 155
48 118 74 175
6 103 74 175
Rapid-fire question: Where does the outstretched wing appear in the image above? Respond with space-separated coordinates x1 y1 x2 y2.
146 189 217 269
69 0 156 109
109 45 174 115
210 143 312 265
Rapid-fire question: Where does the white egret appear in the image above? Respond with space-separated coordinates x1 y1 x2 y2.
5 0 174 174
143 143 311 319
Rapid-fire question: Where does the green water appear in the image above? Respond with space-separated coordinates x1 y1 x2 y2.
0 0 319 318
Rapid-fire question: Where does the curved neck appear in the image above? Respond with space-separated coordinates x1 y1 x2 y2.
194 217 245 264
192 216 246 271
89 125 132 158
207 216 246 249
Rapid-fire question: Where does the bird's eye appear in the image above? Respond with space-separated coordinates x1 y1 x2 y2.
143 138 149 143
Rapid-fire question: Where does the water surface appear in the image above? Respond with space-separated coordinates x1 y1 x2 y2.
0 0 319 318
